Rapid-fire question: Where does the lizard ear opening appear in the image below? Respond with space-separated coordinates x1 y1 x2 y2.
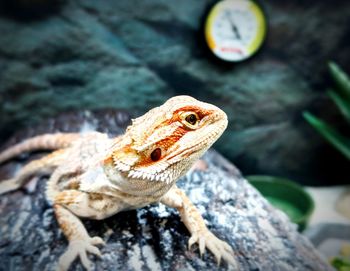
150 148 162 162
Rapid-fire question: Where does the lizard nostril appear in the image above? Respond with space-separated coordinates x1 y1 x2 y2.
150 148 162 161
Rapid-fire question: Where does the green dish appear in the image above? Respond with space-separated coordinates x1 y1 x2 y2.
246 175 315 231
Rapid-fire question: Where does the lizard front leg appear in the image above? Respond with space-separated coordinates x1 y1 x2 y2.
54 203 105 271
53 188 111 271
53 188 126 271
161 185 237 268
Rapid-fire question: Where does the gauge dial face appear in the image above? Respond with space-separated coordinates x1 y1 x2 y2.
205 0 267 62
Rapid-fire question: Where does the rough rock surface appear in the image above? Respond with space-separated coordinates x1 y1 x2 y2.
0 111 332 271
0 0 349 185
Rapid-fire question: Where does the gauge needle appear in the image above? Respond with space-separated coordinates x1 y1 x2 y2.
225 12 241 40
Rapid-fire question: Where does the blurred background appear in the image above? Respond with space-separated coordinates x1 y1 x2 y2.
0 0 349 187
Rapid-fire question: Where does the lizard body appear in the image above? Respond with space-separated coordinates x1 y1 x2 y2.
0 96 236 270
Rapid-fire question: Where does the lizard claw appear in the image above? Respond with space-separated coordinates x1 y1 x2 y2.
188 229 237 269
57 236 104 271
188 234 198 250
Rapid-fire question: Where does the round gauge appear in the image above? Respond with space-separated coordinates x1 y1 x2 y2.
204 0 267 62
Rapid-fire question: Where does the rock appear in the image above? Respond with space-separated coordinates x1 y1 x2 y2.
0 0 349 185
0 111 332 270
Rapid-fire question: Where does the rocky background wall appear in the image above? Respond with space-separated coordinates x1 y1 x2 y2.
0 0 349 185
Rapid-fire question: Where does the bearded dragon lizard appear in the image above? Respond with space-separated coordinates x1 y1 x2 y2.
0 96 236 270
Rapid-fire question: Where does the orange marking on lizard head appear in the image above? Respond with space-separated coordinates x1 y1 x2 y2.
108 96 228 175
132 126 187 167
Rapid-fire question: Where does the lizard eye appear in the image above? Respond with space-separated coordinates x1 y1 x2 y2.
150 148 162 161
185 114 198 125
181 112 200 128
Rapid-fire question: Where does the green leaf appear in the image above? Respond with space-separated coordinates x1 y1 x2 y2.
331 257 350 270
328 62 350 102
303 111 350 160
328 89 350 121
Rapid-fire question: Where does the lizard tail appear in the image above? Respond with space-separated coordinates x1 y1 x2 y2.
0 133 81 165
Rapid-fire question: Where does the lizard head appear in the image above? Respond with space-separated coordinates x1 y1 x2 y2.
110 95 228 183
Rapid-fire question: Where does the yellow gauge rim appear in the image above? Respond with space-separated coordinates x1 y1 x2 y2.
205 0 267 61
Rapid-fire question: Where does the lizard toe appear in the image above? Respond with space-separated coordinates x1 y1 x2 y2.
189 229 237 269
86 244 102 257
58 239 102 271
90 236 105 246
79 250 92 271
188 234 199 250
